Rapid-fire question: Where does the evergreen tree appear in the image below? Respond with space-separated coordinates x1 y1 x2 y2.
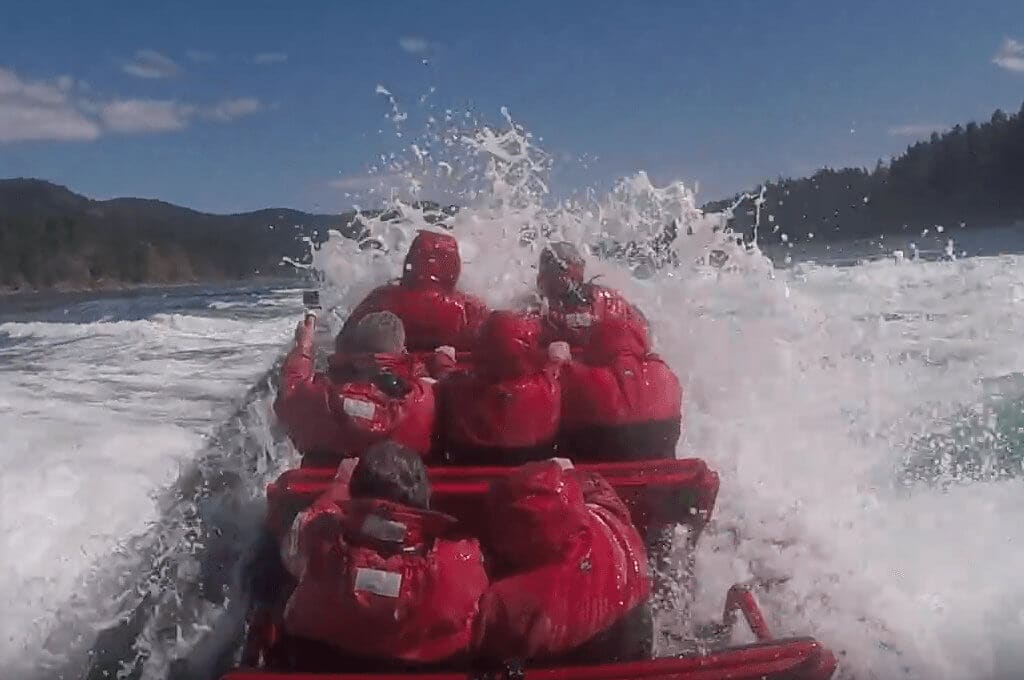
705 104 1024 245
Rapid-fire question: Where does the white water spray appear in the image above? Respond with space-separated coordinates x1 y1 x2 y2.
306 88 1024 680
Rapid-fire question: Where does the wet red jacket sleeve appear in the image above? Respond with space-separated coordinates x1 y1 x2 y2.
282 498 347 580
278 321 316 399
313 460 357 508
570 469 635 528
274 323 345 455
280 462 355 579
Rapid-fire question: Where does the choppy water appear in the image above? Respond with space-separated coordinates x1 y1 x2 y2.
4 253 1024 680
0 285 303 679
3 103 1024 680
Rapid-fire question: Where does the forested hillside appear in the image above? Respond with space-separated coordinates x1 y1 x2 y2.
705 103 1024 245
0 179 355 291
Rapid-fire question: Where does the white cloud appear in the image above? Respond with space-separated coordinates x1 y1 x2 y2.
204 97 262 121
123 50 181 79
252 52 288 65
0 67 100 142
186 49 217 64
101 97 263 132
993 38 1024 73
888 124 947 137
100 99 193 133
399 36 432 54
0 65 262 143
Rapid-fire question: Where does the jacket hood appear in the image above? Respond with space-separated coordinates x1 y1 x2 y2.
402 230 461 290
485 461 589 570
537 242 586 301
339 498 457 553
583 318 649 365
301 499 456 579
474 311 545 379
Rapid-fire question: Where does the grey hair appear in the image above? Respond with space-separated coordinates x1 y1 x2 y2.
351 311 406 354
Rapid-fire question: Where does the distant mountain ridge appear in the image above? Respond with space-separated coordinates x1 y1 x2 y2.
15 98 1022 296
0 179 357 292
703 102 1024 248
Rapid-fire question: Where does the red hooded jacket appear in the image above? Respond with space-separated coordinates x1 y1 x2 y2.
559 320 682 461
542 283 649 348
282 480 488 665
473 461 650 661
274 325 436 467
535 247 647 348
341 230 490 352
438 312 561 465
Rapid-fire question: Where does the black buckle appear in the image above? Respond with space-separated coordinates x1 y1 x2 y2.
373 371 412 398
503 659 525 680
470 659 526 680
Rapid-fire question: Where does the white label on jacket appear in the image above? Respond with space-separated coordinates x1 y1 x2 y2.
354 567 403 598
342 397 376 420
565 312 593 328
361 514 407 543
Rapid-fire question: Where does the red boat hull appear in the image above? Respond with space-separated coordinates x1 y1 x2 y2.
225 637 835 680
233 459 836 680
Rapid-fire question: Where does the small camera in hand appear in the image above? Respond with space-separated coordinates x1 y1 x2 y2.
302 290 321 309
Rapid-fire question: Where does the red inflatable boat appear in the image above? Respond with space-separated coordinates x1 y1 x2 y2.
222 458 836 680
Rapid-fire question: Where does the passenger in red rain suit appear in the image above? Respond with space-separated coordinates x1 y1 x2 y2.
282 442 489 668
536 241 648 348
559 318 682 462
274 311 435 467
557 318 683 621
473 460 652 664
340 230 490 353
437 311 560 465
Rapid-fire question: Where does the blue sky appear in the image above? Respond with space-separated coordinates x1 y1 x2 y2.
2 0 1024 214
